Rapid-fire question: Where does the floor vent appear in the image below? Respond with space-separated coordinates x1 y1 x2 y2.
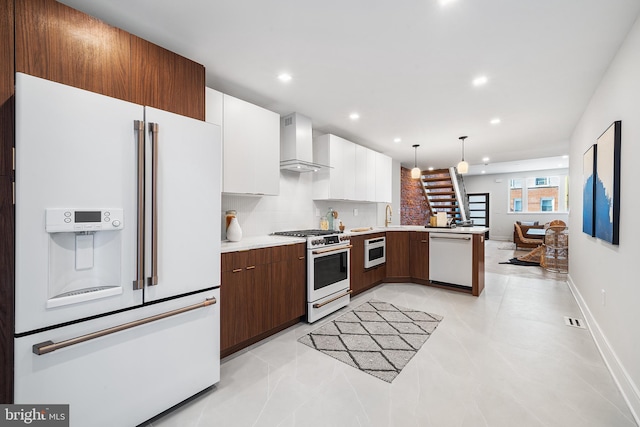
564 316 586 329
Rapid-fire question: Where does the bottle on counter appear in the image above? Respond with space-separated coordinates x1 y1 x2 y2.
320 216 329 230
225 210 237 229
327 207 334 230
227 216 242 242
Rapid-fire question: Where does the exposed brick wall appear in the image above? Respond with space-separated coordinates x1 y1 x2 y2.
400 167 429 225
509 187 559 212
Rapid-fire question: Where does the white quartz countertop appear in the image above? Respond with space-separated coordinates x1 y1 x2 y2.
221 226 489 252
221 235 305 253
346 225 489 236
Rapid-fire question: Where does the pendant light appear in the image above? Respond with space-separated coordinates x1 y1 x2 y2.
457 136 469 174
411 144 421 179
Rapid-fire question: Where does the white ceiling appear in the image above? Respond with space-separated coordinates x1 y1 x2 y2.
59 0 640 172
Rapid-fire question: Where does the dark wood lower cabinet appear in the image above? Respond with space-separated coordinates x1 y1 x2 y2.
220 268 251 350
221 232 485 358
385 231 410 281
350 233 385 296
410 232 429 282
270 244 305 328
472 234 485 296
221 243 305 357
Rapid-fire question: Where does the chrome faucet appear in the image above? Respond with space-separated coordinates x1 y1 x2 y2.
385 204 392 227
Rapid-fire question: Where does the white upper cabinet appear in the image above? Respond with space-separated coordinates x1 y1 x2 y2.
375 151 392 203
355 144 368 199
366 148 377 202
314 133 391 202
206 89 280 195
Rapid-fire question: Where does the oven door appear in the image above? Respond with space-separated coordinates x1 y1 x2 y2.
364 237 386 269
308 244 351 302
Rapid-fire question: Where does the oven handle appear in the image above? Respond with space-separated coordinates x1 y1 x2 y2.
313 290 352 308
365 238 385 245
311 245 352 255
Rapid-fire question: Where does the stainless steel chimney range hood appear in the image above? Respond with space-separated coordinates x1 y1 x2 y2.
280 113 330 173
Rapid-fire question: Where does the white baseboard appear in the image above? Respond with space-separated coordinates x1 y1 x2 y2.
567 275 640 425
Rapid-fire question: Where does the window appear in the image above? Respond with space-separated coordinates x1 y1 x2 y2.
507 174 568 213
535 177 549 186
513 198 522 212
540 198 554 211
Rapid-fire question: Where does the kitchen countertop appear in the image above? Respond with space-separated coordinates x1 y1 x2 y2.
347 225 489 236
221 226 489 252
221 235 306 253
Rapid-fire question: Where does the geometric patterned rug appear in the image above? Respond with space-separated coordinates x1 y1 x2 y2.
298 300 443 382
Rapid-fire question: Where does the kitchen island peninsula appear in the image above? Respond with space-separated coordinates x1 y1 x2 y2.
349 226 488 297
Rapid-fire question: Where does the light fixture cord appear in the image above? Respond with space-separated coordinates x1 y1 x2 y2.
414 146 418 167
461 139 465 161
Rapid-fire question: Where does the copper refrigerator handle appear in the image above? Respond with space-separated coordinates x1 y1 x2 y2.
32 297 217 355
133 121 145 290
147 122 159 286
313 290 352 308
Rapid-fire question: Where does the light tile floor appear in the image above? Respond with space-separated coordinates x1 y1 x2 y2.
147 240 636 427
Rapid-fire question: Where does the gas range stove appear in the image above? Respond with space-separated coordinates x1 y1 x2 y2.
272 229 337 238
272 229 349 248
273 229 351 323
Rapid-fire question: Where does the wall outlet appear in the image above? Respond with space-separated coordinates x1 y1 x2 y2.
601 289 606 306
353 208 358 216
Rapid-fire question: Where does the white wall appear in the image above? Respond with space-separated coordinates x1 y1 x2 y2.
568 15 640 423
463 168 569 241
221 162 401 238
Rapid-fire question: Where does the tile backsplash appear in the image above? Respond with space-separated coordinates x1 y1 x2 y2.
221 171 384 239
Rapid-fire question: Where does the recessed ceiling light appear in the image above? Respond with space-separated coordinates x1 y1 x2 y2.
428 167 434 171
439 0 457 6
481 170 486 174
349 113 360 120
472 76 488 86
393 137 401 143
277 73 292 82
562 155 569 159
490 118 501 125
482 157 490 163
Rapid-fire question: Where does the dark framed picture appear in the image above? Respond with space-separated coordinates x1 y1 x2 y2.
582 144 596 237
595 121 621 245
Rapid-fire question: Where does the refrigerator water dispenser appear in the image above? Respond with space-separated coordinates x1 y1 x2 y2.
46 208 125 308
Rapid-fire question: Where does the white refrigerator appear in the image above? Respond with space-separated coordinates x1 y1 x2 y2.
13 73 221 426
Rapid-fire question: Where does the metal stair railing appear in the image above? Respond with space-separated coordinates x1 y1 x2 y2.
449 166 470 223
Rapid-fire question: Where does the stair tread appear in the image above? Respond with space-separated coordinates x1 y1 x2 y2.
423 184 454 189
426 191 456 196
422 177 452 182
423 169 451 175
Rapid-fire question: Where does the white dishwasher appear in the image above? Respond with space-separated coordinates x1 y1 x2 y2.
429 233 473 288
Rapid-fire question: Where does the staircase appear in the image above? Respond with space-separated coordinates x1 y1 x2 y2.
419 167 469 222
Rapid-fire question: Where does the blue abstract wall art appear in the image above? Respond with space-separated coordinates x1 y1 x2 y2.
594 121 621 245
582 144 596 237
